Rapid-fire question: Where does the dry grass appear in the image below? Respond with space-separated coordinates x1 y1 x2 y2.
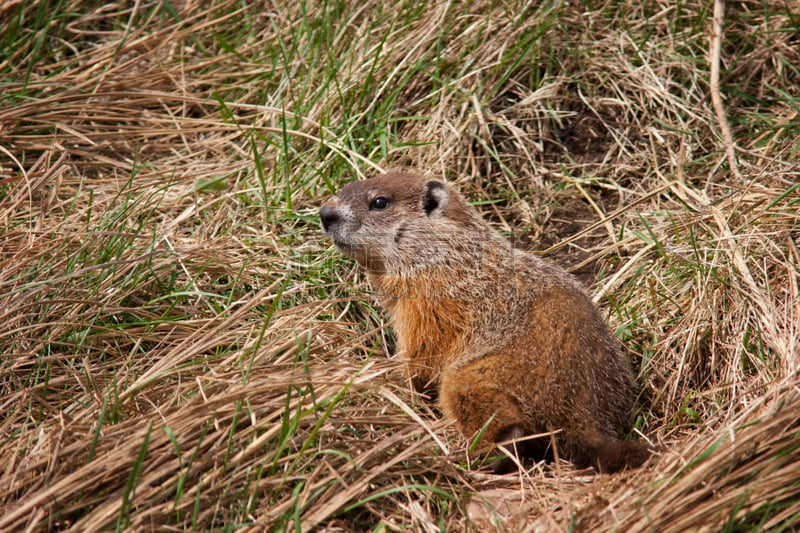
1 0 798 531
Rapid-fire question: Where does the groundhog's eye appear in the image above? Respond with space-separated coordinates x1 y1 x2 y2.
369 197 390 210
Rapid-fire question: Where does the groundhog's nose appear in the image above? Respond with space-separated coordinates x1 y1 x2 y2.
319 204 339 232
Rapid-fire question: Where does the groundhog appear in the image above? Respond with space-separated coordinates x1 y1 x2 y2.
319 171 650 473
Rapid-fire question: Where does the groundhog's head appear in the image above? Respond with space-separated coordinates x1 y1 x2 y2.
320 172 479 275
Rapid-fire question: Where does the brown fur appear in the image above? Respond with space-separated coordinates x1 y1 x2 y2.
320 172 650 473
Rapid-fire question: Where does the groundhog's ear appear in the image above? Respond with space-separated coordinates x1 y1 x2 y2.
423 180 449 216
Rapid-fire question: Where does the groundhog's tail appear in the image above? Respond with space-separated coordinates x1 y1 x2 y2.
595 440 651 473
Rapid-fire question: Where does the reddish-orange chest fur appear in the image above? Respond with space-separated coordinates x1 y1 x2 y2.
376 275 470 388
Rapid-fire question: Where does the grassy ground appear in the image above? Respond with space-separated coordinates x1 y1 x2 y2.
1 0 798 531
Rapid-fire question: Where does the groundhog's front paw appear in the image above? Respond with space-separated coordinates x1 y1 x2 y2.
410 375 439 400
